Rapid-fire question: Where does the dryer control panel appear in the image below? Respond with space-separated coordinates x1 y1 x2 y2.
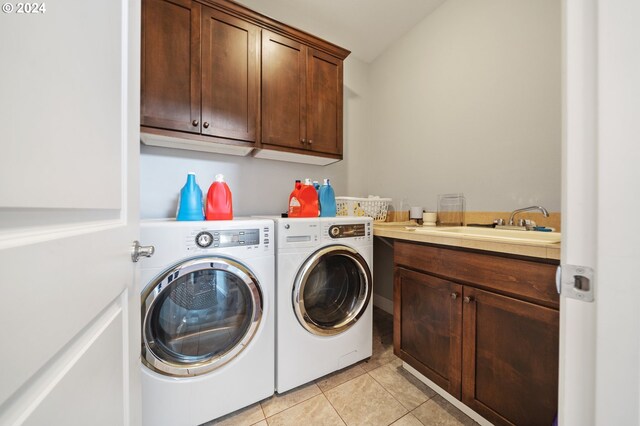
323 222 371 242
328 224 365 238
193 229 260 249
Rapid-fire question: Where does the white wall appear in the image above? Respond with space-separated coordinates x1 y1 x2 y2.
140 56 370 219
368 0 561 212
368 0 561 304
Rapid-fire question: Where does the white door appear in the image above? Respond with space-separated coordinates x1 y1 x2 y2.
0 1 141 425
561 0 640 424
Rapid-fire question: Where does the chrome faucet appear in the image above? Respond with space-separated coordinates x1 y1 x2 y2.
508 205 549 226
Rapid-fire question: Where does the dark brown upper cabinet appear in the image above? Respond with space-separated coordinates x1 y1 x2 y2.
141 0 200 134
141 0 349 162
201 6 259 143
259 30 344 162
141 0 260 155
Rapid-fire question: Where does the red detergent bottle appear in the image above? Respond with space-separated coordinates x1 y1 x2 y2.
206 174 233 220
299 178 319 217
288 180 302 217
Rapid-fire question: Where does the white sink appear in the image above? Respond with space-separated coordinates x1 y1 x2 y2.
410 226 561 245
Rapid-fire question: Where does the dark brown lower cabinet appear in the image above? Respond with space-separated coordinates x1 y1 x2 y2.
394 242 559 426
394 268 462 398
462 287 559 426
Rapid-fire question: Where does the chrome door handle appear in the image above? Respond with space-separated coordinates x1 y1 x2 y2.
132 240 155 263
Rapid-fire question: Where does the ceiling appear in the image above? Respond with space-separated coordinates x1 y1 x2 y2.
234 0 446 63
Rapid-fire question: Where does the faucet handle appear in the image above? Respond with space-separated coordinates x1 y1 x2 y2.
493 218 505 226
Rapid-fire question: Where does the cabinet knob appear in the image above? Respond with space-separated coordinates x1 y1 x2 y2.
192 119 199 127
451 292 459 300
463 296 474 304
308 139 313 145
203 122 209 129
301 138 306 144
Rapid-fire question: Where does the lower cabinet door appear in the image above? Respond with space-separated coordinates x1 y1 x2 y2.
394 267 463 398
462 287 559 426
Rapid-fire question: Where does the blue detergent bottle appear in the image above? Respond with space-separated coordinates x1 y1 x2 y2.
319 178 337 217
176 173 205 221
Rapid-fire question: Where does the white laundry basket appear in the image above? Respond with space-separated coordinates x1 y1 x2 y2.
335 197 392 222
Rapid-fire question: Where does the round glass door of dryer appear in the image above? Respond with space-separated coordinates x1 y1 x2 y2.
141 256 262 377
293 245 372 336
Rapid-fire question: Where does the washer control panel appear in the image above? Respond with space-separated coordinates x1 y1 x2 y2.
328 223 367 239
193 228 260 248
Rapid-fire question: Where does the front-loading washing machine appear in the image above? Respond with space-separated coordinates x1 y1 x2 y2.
139 219 274 426
273 216 373 393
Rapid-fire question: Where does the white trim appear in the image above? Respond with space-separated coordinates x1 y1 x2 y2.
252 148 340 165
372 294 393 315
560 0 598 424
402 363 493 426
140 131 253 156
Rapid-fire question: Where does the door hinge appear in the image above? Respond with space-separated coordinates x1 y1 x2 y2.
556 264 595 302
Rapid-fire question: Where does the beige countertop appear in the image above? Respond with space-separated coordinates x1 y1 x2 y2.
373 222 561 261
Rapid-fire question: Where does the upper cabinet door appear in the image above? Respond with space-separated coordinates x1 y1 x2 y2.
141 0 201 133
261 30 307 149
201 7 260 142
307 48 343 155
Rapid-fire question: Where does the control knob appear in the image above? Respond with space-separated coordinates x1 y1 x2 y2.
195 231 213 248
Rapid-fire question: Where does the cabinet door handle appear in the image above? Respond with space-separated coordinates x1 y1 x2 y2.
450 292 459 300
203 122 209 129
301 138 306 144
192 119 199 127
463 296 474 304
308 139 313 145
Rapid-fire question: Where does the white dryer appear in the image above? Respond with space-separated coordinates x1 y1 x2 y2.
274 216 373 393
139 219 274 426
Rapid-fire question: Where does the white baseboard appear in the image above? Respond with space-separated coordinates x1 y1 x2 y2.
402 363 493 426
372 294 393 315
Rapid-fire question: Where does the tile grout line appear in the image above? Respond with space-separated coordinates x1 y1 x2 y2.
257 399 267 425
260 385 325 423
261 310 398 426
364 368 418 426
370 322 437 426
318 376 349 426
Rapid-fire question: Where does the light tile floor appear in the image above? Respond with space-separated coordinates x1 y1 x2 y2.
205 308 477 426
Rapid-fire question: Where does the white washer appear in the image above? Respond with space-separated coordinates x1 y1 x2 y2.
274 216 373 393
139 219 274 426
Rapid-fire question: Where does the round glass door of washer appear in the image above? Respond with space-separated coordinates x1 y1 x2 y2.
141 256 262 377
293 245 372 336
